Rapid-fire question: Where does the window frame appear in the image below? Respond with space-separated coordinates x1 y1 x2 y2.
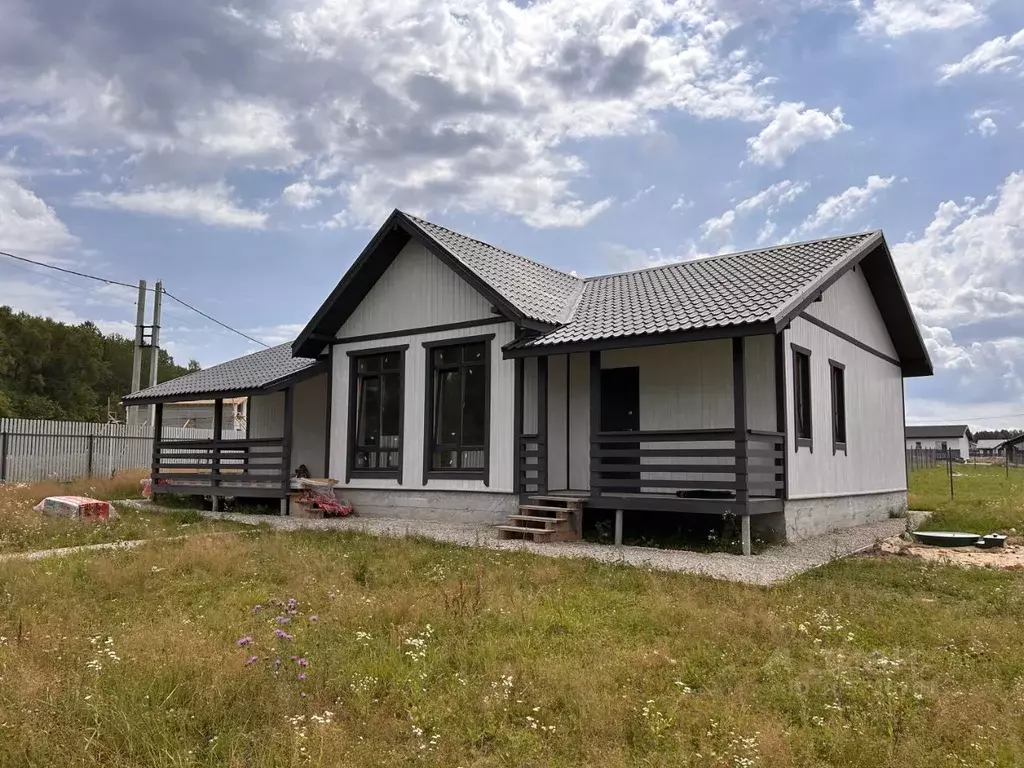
421 334 494 485
829 358 847 455
345 344 408 482
792 344 813 452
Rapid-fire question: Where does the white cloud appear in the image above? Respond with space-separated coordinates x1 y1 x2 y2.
624 185 656 206
700 179 808 242
939 28 1024 81
756 219 777 245
746 102 850 166
797 174 894 235
670 195 694 212
73 183 268 229
245 323 306 346
280 180 333 210
975 117 998 137
856 0 988 37
0 178 79 256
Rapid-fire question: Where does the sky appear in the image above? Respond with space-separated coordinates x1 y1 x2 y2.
0 0 1022 429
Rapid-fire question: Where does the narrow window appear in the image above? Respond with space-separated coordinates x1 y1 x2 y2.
424 337 492 479
348 347 405 478
830 359 846 453
793 346 812 449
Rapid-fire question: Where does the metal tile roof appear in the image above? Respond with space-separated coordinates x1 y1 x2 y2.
905 425 970 439
518 232 878 347
122 344 319 403
404 213 584 325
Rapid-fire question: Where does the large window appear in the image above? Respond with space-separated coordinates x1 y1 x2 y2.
424 336 492 481
830 359 846 453
793 345 812 449
348 346 406 479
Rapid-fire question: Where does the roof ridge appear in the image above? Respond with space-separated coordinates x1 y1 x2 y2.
584 230 880 282
400 210 583 285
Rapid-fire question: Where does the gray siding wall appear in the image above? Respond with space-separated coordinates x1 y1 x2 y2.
248 392 283 440
568 353 590 490
337 240 495 338
247 372 329 477
331 321 517 492
785 315 906 498
804 267 898 358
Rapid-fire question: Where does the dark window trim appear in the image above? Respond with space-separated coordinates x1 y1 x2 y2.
829 358 847 456
421 334 495 486
792 343 813 452
346 344 409 483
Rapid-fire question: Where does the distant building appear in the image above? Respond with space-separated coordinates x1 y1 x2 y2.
162 397 247 432
972 438 1006 457
905 424 973 460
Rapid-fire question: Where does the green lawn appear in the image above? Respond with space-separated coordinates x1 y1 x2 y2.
908 463 1024 534
0 473 249 554
2 529 1023 767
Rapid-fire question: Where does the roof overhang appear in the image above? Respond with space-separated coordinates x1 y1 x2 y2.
121 360 328 406
292 210 533 359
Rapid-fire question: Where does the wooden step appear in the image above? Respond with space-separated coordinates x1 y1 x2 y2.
528 495 585 507
508 514 571 526
517 504 570 516
497 525 553 542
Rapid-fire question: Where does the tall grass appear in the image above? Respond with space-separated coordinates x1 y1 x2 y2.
1 531 1023 766
0 472 242 553
909 463 1024 534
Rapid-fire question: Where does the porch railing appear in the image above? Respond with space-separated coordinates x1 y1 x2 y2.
518 433 546 495
151 437 289 498
589 428 784 500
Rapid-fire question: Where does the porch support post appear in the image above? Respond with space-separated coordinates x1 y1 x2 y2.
614 508 623 547
537 355 549 495
513 357 524 500
732 337 751 555
775 330 788 501
211 398 223 513
589 350 601 498
281 386 294 516
151 402 163 487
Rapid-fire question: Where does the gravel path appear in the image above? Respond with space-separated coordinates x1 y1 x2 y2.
119 501 907 585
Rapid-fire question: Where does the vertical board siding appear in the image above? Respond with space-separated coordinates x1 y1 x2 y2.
291 374 329 477
0 419 242 484
338 241 495 338
332 322 517 493
804 268 898 358
567 353 591 490
546 354 568 490
785 316 906 497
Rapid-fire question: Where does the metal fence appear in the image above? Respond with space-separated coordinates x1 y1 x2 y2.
905 448 963 472
0 418 245 484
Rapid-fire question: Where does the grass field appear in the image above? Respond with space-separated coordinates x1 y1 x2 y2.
0 473 247 554
909 463 1024 534
1 471 1023 766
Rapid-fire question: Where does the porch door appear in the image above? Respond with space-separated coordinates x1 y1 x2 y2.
600 367 640 493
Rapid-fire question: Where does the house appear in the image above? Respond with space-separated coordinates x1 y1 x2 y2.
123 210 932 553
904 425 972 460
162 397 248 432
972 438 1006 458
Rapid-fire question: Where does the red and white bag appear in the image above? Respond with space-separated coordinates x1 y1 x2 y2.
34 496 114 521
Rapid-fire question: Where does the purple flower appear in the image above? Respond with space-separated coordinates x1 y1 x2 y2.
287 609 298 616
287 598 298 608
236 636 253 647
297 673 307 681
309 616 319 622
297 657 309 667
275 616 291 625
274 629 294 641
245 655 258 667
251 605 262 613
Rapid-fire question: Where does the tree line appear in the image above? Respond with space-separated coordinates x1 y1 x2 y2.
0 306 199 422
974 429 1024 440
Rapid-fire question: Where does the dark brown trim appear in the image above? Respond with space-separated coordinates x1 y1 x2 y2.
282 386 294 511
791 343 813 453
732 337 748 511
421 335 494 484
774 331 789 501
901 376 908 490
503 321 776 359
245 397 252 440
211 397 224 492
333 317 506 346
588 350 601 497
346 345 407 484
799 312 901 368
584 495 783 515
513 353 524 500
323 349 332 478
565 354 571 490
828 358 848 456
537 355 548 495
151 402 163 480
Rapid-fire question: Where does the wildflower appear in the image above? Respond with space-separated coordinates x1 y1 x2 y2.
275 616 291 625
236 636 253 647
298 673 307 681
297 657 309 667
274 629 294 641
245 655 258 667
252 605 262 613
309 616 319 622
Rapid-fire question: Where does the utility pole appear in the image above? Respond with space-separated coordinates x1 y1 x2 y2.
129 280 148 427
148 280 163 428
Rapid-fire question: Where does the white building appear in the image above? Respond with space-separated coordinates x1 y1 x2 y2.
905 425 972 460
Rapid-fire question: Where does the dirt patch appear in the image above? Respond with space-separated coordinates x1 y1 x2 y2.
878 536 1024 571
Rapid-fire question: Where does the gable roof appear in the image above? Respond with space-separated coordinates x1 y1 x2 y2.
292 210 931 377
905 425 971 440
122 344 324 405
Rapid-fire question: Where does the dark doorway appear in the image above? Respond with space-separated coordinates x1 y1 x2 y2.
600 367 640 493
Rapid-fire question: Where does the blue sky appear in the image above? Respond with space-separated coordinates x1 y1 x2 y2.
0 0 1022 427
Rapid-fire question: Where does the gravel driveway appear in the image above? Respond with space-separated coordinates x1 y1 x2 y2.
119 501 906 585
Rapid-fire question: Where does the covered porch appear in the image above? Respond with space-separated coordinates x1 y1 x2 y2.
509 332 787 554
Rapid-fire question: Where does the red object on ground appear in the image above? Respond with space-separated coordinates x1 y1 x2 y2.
34 496 112 520
297 489 352 517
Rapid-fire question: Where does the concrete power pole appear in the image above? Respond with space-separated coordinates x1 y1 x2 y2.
129 280 148 426
148 280 163 428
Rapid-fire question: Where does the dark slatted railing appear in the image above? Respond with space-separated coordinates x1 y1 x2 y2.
590 428 784 499
151 437 289 498
518 433 546 495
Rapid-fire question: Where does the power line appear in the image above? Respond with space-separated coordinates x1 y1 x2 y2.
0 247 269 348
